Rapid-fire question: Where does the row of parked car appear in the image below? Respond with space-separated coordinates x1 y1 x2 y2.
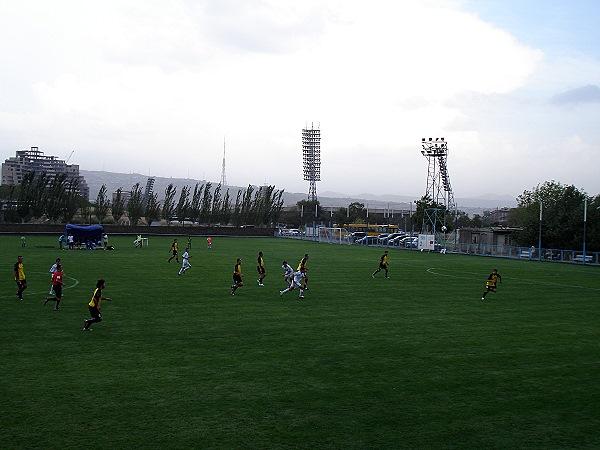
279 228 303 236
349 232 419 248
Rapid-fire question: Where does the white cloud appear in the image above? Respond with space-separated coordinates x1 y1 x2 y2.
0 0 550 197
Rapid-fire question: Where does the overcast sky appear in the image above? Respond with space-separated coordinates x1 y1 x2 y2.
1 0 599 198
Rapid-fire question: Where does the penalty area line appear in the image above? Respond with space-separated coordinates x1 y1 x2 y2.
0 273 80 300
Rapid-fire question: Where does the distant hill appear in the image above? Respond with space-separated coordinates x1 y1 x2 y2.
81 170 515 215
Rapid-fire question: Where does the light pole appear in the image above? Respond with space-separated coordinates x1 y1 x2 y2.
538 200 543 261
582 198 588 264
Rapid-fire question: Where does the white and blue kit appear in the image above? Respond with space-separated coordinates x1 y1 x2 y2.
178 250 191 275
282 263 294 284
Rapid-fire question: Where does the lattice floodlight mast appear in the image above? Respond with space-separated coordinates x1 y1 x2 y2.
420 137 456 233
143 176 156 208
302 123 321 202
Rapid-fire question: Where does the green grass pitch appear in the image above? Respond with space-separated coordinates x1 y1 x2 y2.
1 235 599 449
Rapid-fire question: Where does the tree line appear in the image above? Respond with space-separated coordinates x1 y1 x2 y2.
508 181 600 251
0 171 284 227
0 172 83 223
97 181 284 227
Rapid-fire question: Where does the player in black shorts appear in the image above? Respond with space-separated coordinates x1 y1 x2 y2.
14 255 27 301
231 258 243 295
481 269 502 301
297 254 309 290
168 239 179 263
372 250 389 278
257 251 266 286
83 279 112 331
44 264 64 311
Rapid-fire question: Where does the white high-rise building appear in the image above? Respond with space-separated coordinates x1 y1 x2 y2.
1 147 89 200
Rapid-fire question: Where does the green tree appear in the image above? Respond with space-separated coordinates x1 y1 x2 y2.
189 183 203 223
510 180 588 249
332 207 346 228
145 192 161 225
270 189 285 225
199 182 212 224
80 199 93 224
0 185 19 223
252 186 271 226
30 172 49 219
162 184 177 223
240 185 254 225
412 195 447 232
17 171 36 222
45 174 67 222
347 201 365 223
61 178 82 223
211 184 222 224
94 184 110 224
455 210 472 228
232 189 243 227
127 183 145 226
471 214 483 228
175 185 190 224
586 195 600 252
112 188 125 222
220 189 232 225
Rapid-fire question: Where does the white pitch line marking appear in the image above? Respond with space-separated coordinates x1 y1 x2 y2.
426 267 600 292
0 272 80 300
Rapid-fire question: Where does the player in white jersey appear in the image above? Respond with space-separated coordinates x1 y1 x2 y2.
178 247 192 275
48 257 61 294
279 271 306 299
281 260 294 286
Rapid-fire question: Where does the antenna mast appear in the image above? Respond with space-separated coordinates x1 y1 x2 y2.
220 136 227 187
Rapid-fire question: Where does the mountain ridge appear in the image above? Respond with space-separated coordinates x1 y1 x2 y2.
81 170 515 214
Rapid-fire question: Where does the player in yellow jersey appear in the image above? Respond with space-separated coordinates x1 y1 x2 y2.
231 258 243 295
82 279 112 331
372 250 389 278
257 251 266 286
168 239 179 263
481 269 502 301
14 255 27 301
297 254 309 289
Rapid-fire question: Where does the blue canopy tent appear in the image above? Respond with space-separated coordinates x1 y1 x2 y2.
65 224 104 244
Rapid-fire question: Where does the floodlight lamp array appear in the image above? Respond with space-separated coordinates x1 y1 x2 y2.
302 127 321 182
421 137 447 156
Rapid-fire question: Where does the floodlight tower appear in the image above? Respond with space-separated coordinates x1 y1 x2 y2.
143 176 156 207
420 137 456 233
302 123 321 202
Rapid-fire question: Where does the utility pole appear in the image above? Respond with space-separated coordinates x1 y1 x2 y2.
538 201 543 261
583 198 588 264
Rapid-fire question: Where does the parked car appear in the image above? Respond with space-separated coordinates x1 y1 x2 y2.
389 234 408 246
398 236 414 247
404 237 418 248
376 233 389 243
348 231 367 243
381 232 404 245
288 229 301 236
355 235 379 245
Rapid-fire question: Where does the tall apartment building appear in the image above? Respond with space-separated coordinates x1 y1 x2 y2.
112 190 132 206
1 147 89 200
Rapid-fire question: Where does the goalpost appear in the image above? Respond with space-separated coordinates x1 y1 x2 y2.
318 227 349 245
